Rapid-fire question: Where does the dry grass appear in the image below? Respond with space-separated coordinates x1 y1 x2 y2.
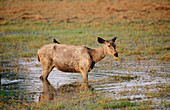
0 0 169 24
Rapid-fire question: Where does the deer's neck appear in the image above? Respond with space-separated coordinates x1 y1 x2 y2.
91 46 107 63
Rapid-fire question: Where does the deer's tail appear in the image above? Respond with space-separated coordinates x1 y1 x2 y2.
37 54 40 62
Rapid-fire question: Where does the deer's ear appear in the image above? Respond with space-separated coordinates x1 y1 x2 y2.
112 37 118 42
98 37 105 44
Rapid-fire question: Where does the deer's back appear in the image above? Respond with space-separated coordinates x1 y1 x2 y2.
38 44 93 72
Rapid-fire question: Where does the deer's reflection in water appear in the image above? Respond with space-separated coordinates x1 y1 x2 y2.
39 79 89 103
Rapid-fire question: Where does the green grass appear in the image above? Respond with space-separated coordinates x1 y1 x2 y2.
0 21 169 60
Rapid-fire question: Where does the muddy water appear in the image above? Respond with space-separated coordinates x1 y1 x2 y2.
0 57 169 105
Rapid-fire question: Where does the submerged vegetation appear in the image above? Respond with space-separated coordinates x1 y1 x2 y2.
0 57 169 109
0 0 169 109
0 90 137 109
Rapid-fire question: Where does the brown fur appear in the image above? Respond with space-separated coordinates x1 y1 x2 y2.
37 37 118 89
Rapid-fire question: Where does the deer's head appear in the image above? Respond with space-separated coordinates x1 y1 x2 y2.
98 36 118 57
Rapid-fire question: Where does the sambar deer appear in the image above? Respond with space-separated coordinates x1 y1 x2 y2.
37 37 118 89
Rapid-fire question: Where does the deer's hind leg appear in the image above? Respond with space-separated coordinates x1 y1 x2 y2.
40 58 54 80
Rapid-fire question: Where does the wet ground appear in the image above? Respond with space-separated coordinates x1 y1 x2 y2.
0 57 169 107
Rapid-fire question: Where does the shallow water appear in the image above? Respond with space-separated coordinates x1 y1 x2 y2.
0 57 169 106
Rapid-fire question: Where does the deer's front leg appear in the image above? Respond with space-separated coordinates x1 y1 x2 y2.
80 71 90 89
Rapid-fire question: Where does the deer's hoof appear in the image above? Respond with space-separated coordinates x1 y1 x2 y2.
80 83 93 91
